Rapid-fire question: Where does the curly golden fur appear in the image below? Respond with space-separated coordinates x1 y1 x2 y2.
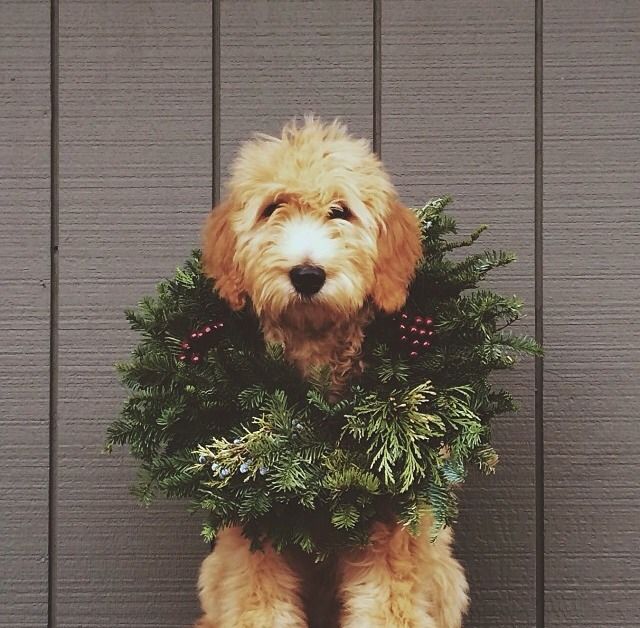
197 118 468 627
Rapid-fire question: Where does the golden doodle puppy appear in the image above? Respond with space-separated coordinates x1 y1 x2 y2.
197 118 468 628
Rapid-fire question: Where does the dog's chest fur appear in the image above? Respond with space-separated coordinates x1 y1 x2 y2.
261 305 373 390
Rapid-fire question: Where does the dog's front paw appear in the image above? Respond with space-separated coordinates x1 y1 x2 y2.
197 527 308 628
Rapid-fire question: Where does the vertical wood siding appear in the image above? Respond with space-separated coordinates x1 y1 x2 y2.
0 1 638 626
0 1 51 626
545 1 640 625
54 1 211 626
220 0 373 166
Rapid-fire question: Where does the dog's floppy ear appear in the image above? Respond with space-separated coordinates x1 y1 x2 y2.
371 198 423 313
201 198 247 310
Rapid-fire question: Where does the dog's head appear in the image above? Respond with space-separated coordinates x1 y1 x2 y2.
202 118 422 323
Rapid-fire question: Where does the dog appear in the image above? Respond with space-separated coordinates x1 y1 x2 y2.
196 118 468 628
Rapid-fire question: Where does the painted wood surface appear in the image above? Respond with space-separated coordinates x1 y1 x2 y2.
219 0 373 172
382 2 536 625
0 1 51 626
1 1 638 626
544 1 640 625
54 1 211 625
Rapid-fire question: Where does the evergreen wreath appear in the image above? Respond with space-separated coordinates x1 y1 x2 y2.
106 196 540 560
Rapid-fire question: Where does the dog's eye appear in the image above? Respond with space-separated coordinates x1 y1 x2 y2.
328 204 351 220
262 202 282 219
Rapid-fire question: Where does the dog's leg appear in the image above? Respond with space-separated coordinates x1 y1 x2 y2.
196 526 307 628
411 518 469 628
337 521 438 628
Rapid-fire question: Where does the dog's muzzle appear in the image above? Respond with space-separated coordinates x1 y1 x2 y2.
289 264 326 296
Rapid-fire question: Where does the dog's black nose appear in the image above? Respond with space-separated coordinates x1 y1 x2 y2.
289 265 326 296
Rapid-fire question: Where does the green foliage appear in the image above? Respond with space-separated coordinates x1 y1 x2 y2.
106 196 541 559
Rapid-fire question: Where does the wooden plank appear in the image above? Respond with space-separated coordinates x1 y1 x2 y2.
220 0 373 168
382 2 536 625
0 1 50 625
544 1 640 625
56 1 211 625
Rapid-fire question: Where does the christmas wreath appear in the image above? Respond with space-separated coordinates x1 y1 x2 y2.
106 196 540 559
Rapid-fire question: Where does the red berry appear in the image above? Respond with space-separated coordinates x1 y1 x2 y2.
191 354 200 364
414 316 423 324
181 341 190 349
412 340 420 346
197 332 204 338
401 313 409 320
218 322 224 328
178 354 187 361
425 318 433 325
400 335 408 342
190 332 197 339
428 330 434 336
204 326 212 334
410 351 419 358
399 323 406 330
423 341 430 348
410 326 418 334
419 329 427 336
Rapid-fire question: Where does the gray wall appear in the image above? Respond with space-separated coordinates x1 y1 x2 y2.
1 1 638 627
